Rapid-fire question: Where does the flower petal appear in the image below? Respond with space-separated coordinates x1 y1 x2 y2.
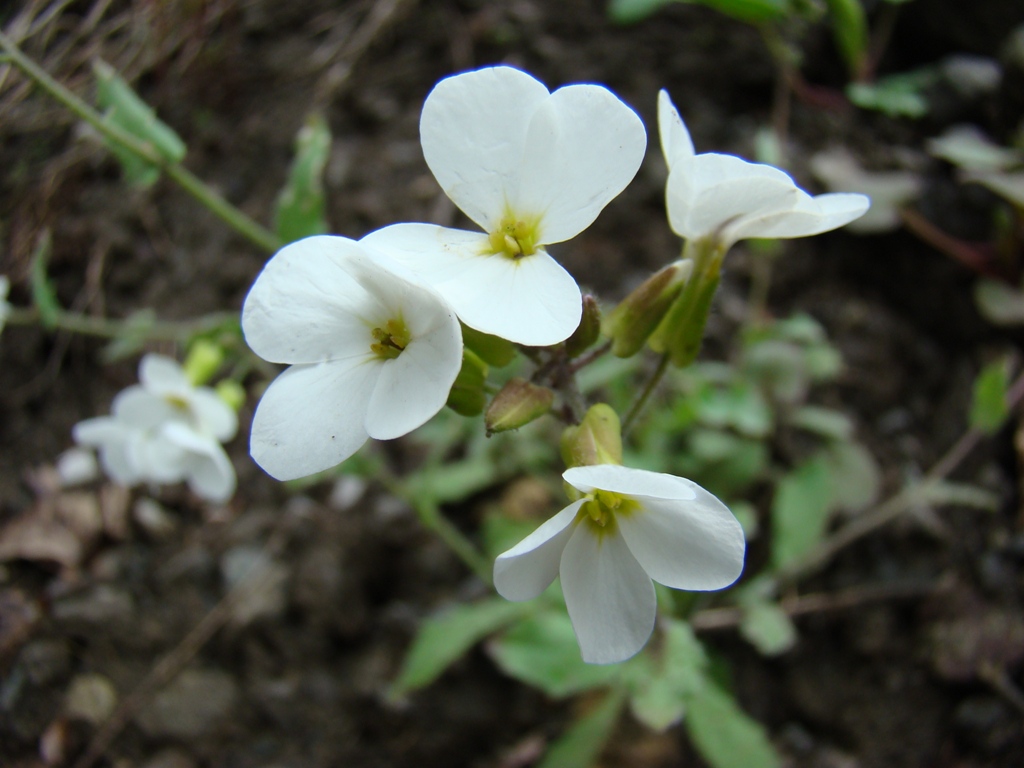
249 359 379 481
657 90 694 170
364 295 461 441
726 191 870 241
189 389 238 442
73 418 139 485
560 524 657 664
362 223 582 345
112 386 180 429
494 500 584 601
617 491 745 592
564 464 697 500
163 422 236 503
242 236 384 365
420 66 550 232
139 354 190 397
515 84 646 244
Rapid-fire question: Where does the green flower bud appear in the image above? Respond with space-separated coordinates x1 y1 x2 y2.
565 295 602 358
603 260 693 358
216 380 246 412
485 377 554 435
461 323 517 368
446 348 489 416
560 403 622 469
183 339 224 385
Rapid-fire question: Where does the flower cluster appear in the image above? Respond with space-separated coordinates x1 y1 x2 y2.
74 354 237 502
242 66 870 663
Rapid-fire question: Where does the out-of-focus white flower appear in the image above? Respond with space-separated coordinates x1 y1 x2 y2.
242 236 462 481
73 354 238 502
494 464 746 664
55 447 100 487
658 91 869 249
810 147 923 233
362 66 647 346
0 275 10 335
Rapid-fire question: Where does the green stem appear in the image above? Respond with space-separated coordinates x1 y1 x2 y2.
411 496 493 586
622 352 670 435
6 305 237 341
0 30 281 254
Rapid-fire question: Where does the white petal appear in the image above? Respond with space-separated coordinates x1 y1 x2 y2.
73 418 139 484
163 423 236 503
112 387 180 429
515 84 646 244
139 354 189 397
667 154 799 243
364 302 462 440
564 464 698 500
189 389 238 442
242 236 385 365
560 525 657 664
727 191 870 241
420 66 550 231
657 90 695 170
494 500 583 601
249 359 379 481
362 223 582 345
616 492 746 592
131 430 188 483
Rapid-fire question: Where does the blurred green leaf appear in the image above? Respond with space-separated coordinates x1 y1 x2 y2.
447 348 489 417
538 689 626 768
489 612 622 698
628 619 707 731
274 114 331 243
824 0 868 78
847 71 933 118
685 682 781 768
100 309 157 362
787 405 853 440
29 231 59 328
771 455 832 569
681 430 769 497
919 480 1000 511
607 0 676 23
93 59 186 186
391 599 530 696
481 511 543 560
974 279 1024 326
822 440 881 512
406 454 498 504
739 601 797 656
696 381 773 437
970 357 1011 434
610 0 790 24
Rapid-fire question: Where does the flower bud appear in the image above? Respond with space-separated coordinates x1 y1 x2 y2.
183 339 224 385
565 295 602 358
216 380 246 412
446 348 489 416
461 324 517 368
603 260 692 358
560 403 622 469
485 377 554 435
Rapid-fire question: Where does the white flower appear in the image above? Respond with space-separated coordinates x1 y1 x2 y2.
242 235 463 481
73 354 238 502
494 464 745 664
0 275 10 335
362 66 647 346
658 91 870 249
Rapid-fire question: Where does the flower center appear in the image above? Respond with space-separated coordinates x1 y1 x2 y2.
577 489 639 535
370 317 411 360
487 215 540 260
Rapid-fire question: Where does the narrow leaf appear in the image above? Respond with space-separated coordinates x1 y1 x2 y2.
771 455 833 569
29 231 60 328
970 357 1010 434
274 114 331 243
685 683 781 768
538 689 626 768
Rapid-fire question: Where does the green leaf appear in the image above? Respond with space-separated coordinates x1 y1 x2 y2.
970 357 1010 434
607 0 676 23
696 381 773 437
29 231 59 328
822 440 880 512
538 689 626 768
739 601 797 656
685 682 781 768
692 0 790 24
628 619 708 731
824 0 868 78
489 612 623 698
787 405 853 440
100 309 157 362
847 70 933 119
274 114 331 243
406 454 498 504
93 60 186 186
461 324 518 367
771 455 832 569
391 598 530 696
446 348 489 417
918 480 1000 511
974 279 1024 326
